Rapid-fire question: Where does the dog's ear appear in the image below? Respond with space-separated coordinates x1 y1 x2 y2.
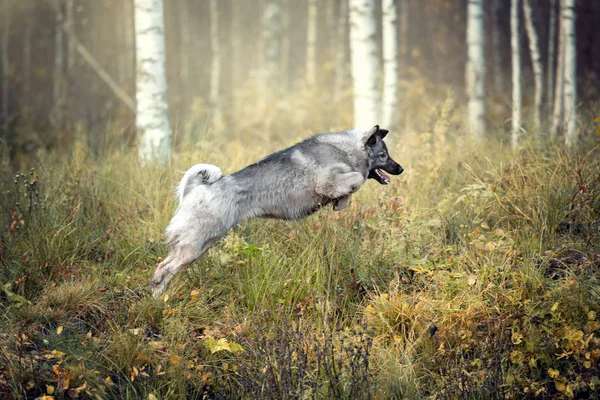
378 129 389 139
364 125 380 147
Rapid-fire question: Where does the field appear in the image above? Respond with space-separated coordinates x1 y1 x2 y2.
1 91 599 399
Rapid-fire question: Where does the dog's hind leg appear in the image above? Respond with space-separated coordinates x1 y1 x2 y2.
150 235 222 298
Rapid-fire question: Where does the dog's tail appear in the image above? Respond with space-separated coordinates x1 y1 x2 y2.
176 163 222 205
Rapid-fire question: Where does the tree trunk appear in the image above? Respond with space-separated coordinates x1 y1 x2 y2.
550 1 565 139
491 0 503 94
53 0 65 128
382 0 398 128
466 0 486 140
398 0 408 76
23 8 32 109
134 0 171 164
280 0 290 91
523 0 543 130
124 0 135 93
562 0 577 147
209 0 222 127
349 0 381 129
66 0 75 75
306 0 317 87
1 0 9 124
263 0 281 83
546 0 556 116
334 0 348 102
510 0 521 149
178 0 190 95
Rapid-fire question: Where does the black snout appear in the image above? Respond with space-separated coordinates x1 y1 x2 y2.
385 161 403 175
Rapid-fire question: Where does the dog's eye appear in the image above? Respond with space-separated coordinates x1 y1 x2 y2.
378 154 387 161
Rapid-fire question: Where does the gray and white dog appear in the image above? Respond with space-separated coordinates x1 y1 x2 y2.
150 125 403 297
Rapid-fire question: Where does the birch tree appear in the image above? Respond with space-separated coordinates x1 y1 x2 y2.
491 0 503 93
209 0 222 126
349 0 381 129
306 0 317 87
398 0 408 76
334 0 348 102
382 0 398 128
523 0 543 130
23 6 32 108
1 0 9 124
53 0 65 127
263 0 281 83
134 0 171 164
562 0 577 146
546 0 556 115
466 0 486 140
511 0 521 149
551 2 565 139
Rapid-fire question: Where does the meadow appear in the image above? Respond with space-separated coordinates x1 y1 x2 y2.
1 89 599 399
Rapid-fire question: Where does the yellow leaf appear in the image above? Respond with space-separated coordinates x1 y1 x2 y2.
511 331 523 345
38 397 54 400
190 289 200 297
551 302 559 312
105 376 113 385
588 311 596 321
169 355 181 365
467 275 477 286
548 368 560 378
56 326 63 335
584 360 592 368
554 379 566 392
148 394 158 400
485 241 496 251
46 385 55 394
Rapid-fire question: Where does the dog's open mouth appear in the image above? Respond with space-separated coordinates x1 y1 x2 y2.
370 169 390 185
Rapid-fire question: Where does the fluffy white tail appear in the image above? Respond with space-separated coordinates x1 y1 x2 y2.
176 164 222 205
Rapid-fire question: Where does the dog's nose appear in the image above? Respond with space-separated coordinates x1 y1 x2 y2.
398 166 404 175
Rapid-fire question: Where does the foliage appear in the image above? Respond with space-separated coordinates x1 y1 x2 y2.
1 93 600 399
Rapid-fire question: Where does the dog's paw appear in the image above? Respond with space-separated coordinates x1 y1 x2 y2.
149 280 165 299
333 195 351 211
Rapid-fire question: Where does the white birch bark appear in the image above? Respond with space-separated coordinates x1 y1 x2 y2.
466 0 486 140
306 0 317 87
382 0 398 128
562 0 577 147
551 3 565 139
1 0 9 123
209 0 222 127
523 0 543 130
334 0 348 102
134 0 171 164
280 0 290 90
349 0 381 130
511 0 521 149
546 0 556 115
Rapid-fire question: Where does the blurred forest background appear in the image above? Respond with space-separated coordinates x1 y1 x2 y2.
1 0 599 163
1 1 600 399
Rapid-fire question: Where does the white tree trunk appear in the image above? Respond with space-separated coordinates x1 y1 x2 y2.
382 0 398 128
511 0 521 149
306 0 317 87
334 0 348 102
551 2 565 139
1 0 9 123
66 0 75 75
523 0 543 130
546 0 556 116
349 0 381 130
562 0 577 147
178 0 190 87
466 0 486 140
135 0 171 164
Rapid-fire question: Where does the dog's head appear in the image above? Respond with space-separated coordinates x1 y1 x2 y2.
363 125 403 185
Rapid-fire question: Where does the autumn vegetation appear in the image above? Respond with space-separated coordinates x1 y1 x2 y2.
1 84 599 399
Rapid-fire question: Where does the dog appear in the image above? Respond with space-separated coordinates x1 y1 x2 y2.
150 125 403 298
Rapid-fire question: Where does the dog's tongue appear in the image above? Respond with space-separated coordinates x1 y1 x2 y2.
377 169 390 184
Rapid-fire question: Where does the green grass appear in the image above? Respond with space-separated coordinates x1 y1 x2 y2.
1 96 600 399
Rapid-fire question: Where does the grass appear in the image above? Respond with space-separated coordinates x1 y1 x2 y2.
1 91 600 399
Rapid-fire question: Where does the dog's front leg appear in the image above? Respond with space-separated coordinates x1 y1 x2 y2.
316 170 365 199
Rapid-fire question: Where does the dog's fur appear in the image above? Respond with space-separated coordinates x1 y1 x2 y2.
150 125 403 297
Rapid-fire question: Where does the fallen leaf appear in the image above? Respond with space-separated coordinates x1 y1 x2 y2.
57 326 63 335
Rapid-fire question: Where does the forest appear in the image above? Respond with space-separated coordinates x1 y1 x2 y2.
1 0 599 399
